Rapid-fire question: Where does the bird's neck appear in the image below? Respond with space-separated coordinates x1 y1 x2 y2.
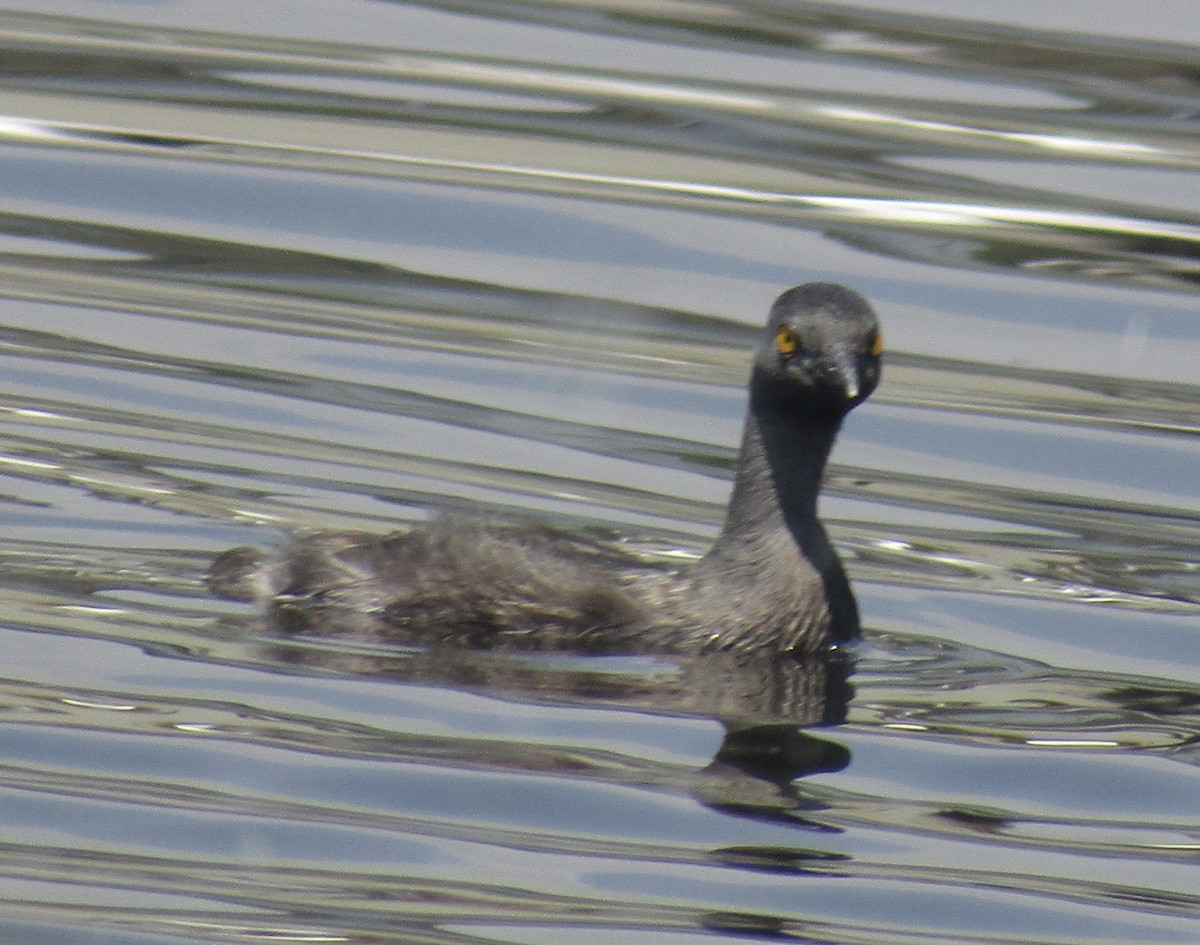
711 407 842 550
686 395 861 650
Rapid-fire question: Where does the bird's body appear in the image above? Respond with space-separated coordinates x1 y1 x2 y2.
209 282 883 657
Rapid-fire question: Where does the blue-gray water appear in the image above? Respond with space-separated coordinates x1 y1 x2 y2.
0 3 1198 944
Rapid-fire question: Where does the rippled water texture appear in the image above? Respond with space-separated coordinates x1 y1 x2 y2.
0 2 1198 943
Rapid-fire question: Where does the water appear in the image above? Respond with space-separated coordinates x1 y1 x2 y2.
0 2 1198 943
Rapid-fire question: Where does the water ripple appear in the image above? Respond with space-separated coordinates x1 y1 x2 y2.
0 4 1198 945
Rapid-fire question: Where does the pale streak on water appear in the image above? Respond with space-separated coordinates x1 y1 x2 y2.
0 3 1198 944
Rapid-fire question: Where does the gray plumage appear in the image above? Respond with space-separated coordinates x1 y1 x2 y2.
208 282 883 657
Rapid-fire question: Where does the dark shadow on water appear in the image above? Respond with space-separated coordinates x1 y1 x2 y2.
247 626 854 721
697 718 851 834
253 623 859 825
239 618 856 823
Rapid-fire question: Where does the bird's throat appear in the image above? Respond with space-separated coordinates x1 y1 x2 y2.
710 409 842 556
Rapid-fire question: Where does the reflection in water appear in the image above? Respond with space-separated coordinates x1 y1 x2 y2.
253 623 857 851
701 715 851 831
256 634 853 726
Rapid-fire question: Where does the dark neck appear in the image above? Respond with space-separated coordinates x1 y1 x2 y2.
688 398 861 645
710 406 842 551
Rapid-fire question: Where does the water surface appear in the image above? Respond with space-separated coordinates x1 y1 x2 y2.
0 3 1198 944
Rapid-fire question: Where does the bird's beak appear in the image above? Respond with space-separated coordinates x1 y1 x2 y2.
833 349 861 401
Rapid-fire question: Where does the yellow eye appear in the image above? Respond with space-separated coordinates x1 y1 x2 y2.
869 331 884 357
775 326 798 355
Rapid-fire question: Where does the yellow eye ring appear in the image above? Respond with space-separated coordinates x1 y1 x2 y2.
775 326 798 356
869 331 884 357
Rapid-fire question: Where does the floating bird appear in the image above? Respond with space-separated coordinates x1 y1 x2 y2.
208 282 882 657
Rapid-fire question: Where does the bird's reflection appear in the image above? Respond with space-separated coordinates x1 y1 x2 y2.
693 653 852 830
242 623 855 827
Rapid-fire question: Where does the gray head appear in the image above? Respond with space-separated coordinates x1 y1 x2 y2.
750 282 882 420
